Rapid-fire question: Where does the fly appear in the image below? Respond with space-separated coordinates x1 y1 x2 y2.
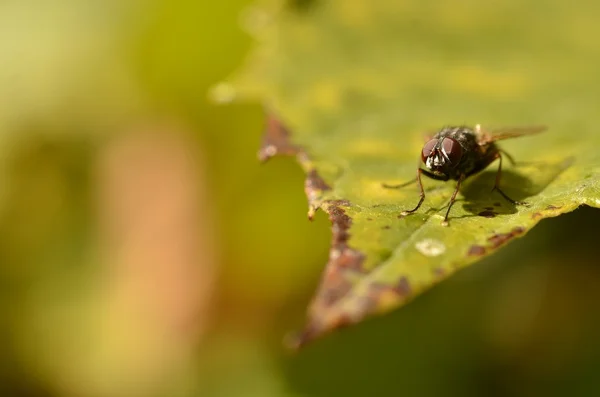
383 124 547 226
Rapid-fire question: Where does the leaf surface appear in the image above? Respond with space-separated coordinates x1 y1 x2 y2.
219 0 600 347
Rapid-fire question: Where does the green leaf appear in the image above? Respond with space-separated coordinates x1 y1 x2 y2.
218 0 600 347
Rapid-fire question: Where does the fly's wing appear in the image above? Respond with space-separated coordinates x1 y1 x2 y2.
476 125 547 145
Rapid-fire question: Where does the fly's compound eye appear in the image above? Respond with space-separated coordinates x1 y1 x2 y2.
441 137 463 166
421 139 438 162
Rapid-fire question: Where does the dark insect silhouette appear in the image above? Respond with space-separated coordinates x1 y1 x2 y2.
383 124 547 226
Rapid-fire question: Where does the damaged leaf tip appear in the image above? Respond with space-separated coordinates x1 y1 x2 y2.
257 114 300 162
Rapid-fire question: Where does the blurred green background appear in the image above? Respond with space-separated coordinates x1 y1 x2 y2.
1 1 600 397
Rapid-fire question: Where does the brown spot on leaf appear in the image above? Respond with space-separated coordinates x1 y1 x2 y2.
260 115 369 350
306 200 365 310
382 225 391 230
353 296 379 318
487 226 525 249
328 205 351 246
287 311 354 350
359 278 412 315
494 202 502 207
329 199 351 206
290 199 367 349
325 203 365 273
478 210 497 218
487 233 510 248
475 227 525 254
334 249 365 271
394 277 411 296
468 245 486 256
305 169 333 220
318 274 354 307
285 323 321 351
333 314 353 330
533 205 564 220
257 115 301 162
305 169 332 193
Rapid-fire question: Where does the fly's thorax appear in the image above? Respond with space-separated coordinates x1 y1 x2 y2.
434 126 479 148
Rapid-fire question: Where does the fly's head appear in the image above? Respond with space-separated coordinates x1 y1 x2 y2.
421 136 463 177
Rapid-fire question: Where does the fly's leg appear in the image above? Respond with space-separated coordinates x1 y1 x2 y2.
492 153 528 206
499 149 516 166
391 168 449 220
500 148 541 167
400 168 426 216
500 148 544 167
441 174 465 227
381 179 417 189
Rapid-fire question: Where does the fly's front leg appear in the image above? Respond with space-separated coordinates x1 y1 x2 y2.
500 148 543 167
381 179 417 189
492 152 528 206
382 157 428 189
399 168 449 217
400 168 426 216
499 149 516 166
441 174 465 227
